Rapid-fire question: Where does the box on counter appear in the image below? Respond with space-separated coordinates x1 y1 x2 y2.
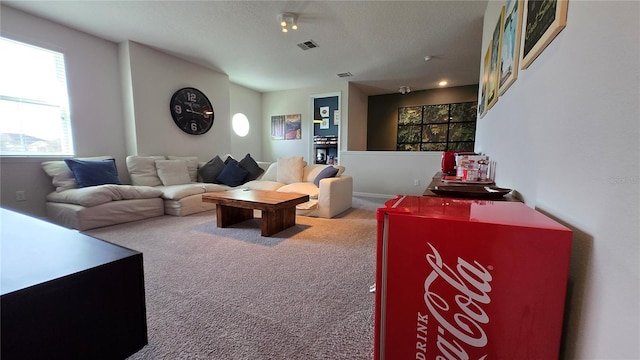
455 154 489 180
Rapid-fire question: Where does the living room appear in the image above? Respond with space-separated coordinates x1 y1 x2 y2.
0 1 638 359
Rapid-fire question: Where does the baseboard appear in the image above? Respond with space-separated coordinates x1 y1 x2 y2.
353 192 397 199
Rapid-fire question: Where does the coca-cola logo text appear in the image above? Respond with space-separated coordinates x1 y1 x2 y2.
423 243 493 359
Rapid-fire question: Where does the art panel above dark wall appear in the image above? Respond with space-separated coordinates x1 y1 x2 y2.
314 96 339 137
367 85 479 151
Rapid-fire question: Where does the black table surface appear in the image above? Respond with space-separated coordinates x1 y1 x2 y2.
1 208 139 296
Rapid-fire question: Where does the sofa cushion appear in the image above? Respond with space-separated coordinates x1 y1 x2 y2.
260 163 278 181
238 153 264 181
155 160 192 186
64 158 121 188
216 161 249 187
46 184 162 207
156 184 206 200
202 183 233 192
199 155 226 183
168 156 198 182
277 182 319 199
277 156 304 184
313 166 339 187
243 180 285 191
42 156 114 192
126 155 166 186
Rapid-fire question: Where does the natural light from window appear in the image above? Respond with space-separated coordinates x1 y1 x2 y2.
0 37 74 156
232 113 249 137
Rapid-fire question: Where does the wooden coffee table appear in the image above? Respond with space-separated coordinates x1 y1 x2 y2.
202 189 310 237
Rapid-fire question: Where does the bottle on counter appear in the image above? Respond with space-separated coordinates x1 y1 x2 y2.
463 160 478 181
478 160 489 181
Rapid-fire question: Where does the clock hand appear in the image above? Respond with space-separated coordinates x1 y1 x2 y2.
185 108 205 116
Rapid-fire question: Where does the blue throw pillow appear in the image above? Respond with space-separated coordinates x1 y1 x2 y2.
216 162 249 187
314 166 339 187
64 158 121 188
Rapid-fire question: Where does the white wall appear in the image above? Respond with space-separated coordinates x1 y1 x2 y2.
229 83 263 160
478 1 639 358
261 82 349 162
346 83 369 151
0 6 126 216
0 6 264 217
341 151 442 197
123 41 231 160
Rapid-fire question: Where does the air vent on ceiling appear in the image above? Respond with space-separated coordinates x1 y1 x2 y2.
297 40 319 50
337 72 353 78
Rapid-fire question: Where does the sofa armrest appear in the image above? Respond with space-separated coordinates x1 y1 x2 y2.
316 175 353 218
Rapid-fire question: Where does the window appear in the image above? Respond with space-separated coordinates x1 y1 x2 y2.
0 37 74 156
231 113 250 137
397 102 477 152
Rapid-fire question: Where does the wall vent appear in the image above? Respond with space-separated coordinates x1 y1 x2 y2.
297 40 319 50
337 72 353 78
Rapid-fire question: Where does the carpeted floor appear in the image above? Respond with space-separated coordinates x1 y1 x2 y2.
85 196 391 359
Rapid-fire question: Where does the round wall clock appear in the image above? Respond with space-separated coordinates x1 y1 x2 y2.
169 87 214 135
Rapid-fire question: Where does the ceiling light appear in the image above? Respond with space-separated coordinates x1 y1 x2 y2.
399 86 411 95
279 13 298 33
439 81 448 86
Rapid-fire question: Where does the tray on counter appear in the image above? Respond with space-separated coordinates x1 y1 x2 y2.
428 185 512 199
440 175 495 185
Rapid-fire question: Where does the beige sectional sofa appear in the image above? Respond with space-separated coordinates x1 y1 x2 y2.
42 156 165 230
126 154 353 218
42 154 353 231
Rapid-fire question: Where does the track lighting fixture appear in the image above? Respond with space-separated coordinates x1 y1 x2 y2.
279 13 298 33
399 86 411 95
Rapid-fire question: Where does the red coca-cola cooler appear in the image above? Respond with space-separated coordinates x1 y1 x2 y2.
374 195 572 359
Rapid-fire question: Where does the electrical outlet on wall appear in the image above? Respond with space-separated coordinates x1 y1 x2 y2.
16 190 26 201
414 179 420 186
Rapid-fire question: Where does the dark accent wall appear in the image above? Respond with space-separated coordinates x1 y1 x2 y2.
367 85 479 150
313 96 339 137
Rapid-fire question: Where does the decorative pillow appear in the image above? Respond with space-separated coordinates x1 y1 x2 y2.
238 153 264 182
276 156 304 184
63 158 121 188
260 163 278 181
42 156 113 192
198 155 226 183
224 155 235 164
126 155 166 186
216 162 249 187
313 166 339 187
168 156 198 182
155 160 192 186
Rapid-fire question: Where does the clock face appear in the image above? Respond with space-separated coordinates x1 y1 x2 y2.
169 87 214 135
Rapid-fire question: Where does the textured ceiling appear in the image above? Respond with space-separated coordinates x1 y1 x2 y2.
3 1 487 95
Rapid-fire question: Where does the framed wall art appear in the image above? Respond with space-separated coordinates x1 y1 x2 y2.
499 0 523 95
486 7 504 111
520 0 569 69
285 114 301 140
271 115 285 140
479 40 492 118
